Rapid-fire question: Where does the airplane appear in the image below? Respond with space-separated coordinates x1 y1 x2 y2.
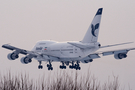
2 8 135 70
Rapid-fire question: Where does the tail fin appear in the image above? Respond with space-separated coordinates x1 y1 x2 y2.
82 8 103 43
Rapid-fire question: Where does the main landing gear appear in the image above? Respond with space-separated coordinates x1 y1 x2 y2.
59 61 66 69
38 61 43 69
37 60 81 70
47 60 53 70
69 61 81 70
38 60 53 70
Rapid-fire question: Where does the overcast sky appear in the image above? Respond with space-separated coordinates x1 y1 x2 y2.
0 0 135 89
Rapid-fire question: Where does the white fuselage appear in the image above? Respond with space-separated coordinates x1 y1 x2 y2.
32 40 100 62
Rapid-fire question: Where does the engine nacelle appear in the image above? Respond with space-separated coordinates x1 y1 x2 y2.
20 57 32 64
7 53 19 60
81 59 93 63
114 53 127 59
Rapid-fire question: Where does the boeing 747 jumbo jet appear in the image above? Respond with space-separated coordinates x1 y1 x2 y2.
2 8 135 70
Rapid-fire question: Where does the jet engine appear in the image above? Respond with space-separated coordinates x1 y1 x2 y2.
81 59 93 63
7 53 19 60
21 57 32 64
114 53 127 59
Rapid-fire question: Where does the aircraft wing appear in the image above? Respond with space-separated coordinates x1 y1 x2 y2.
2 44 59 61
96 47 135 56
2 44 38 57
81 48 135 63
2 44 60 70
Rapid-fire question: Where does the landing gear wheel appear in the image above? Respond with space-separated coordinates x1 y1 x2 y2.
60 65 62 69
47 60 53 70
75 66 81 70
59 61 66 69
38 65 43 69
69 65 74 69
51 67 53 70
47 64 50 67
60 65 66 69
38 61 43 69
69 61 81 70
69 65 71 69
63 66 66 69
75 64 79 67
48 66 53 70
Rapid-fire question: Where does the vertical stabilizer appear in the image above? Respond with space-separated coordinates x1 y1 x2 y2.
82 8 103 43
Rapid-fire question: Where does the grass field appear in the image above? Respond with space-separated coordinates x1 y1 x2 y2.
0 69 127 90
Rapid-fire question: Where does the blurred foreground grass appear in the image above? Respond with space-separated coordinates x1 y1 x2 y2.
0 70 129 90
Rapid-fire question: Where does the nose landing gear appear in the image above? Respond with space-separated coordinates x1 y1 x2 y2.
38 61 43 69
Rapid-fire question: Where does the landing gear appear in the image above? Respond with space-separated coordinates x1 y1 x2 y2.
75 61 81 70
59 61 66 69
47 60 53 70
69 65 75 69
38 61 43 69
60 65 66 69
65 61 69 66
38 65 43 69
69 61 75 69
69 61 81 70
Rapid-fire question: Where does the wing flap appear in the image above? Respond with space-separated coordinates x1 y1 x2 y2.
96 48 135 56
81 54 100 60
102 52 114 56
88 54 100 59
103 50 128 56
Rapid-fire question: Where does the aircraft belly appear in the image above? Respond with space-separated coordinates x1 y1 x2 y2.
34 57 47 61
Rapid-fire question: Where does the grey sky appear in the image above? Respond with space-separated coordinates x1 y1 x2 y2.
0 0 135 89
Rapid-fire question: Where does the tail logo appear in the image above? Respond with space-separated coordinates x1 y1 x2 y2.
91 23 100 37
